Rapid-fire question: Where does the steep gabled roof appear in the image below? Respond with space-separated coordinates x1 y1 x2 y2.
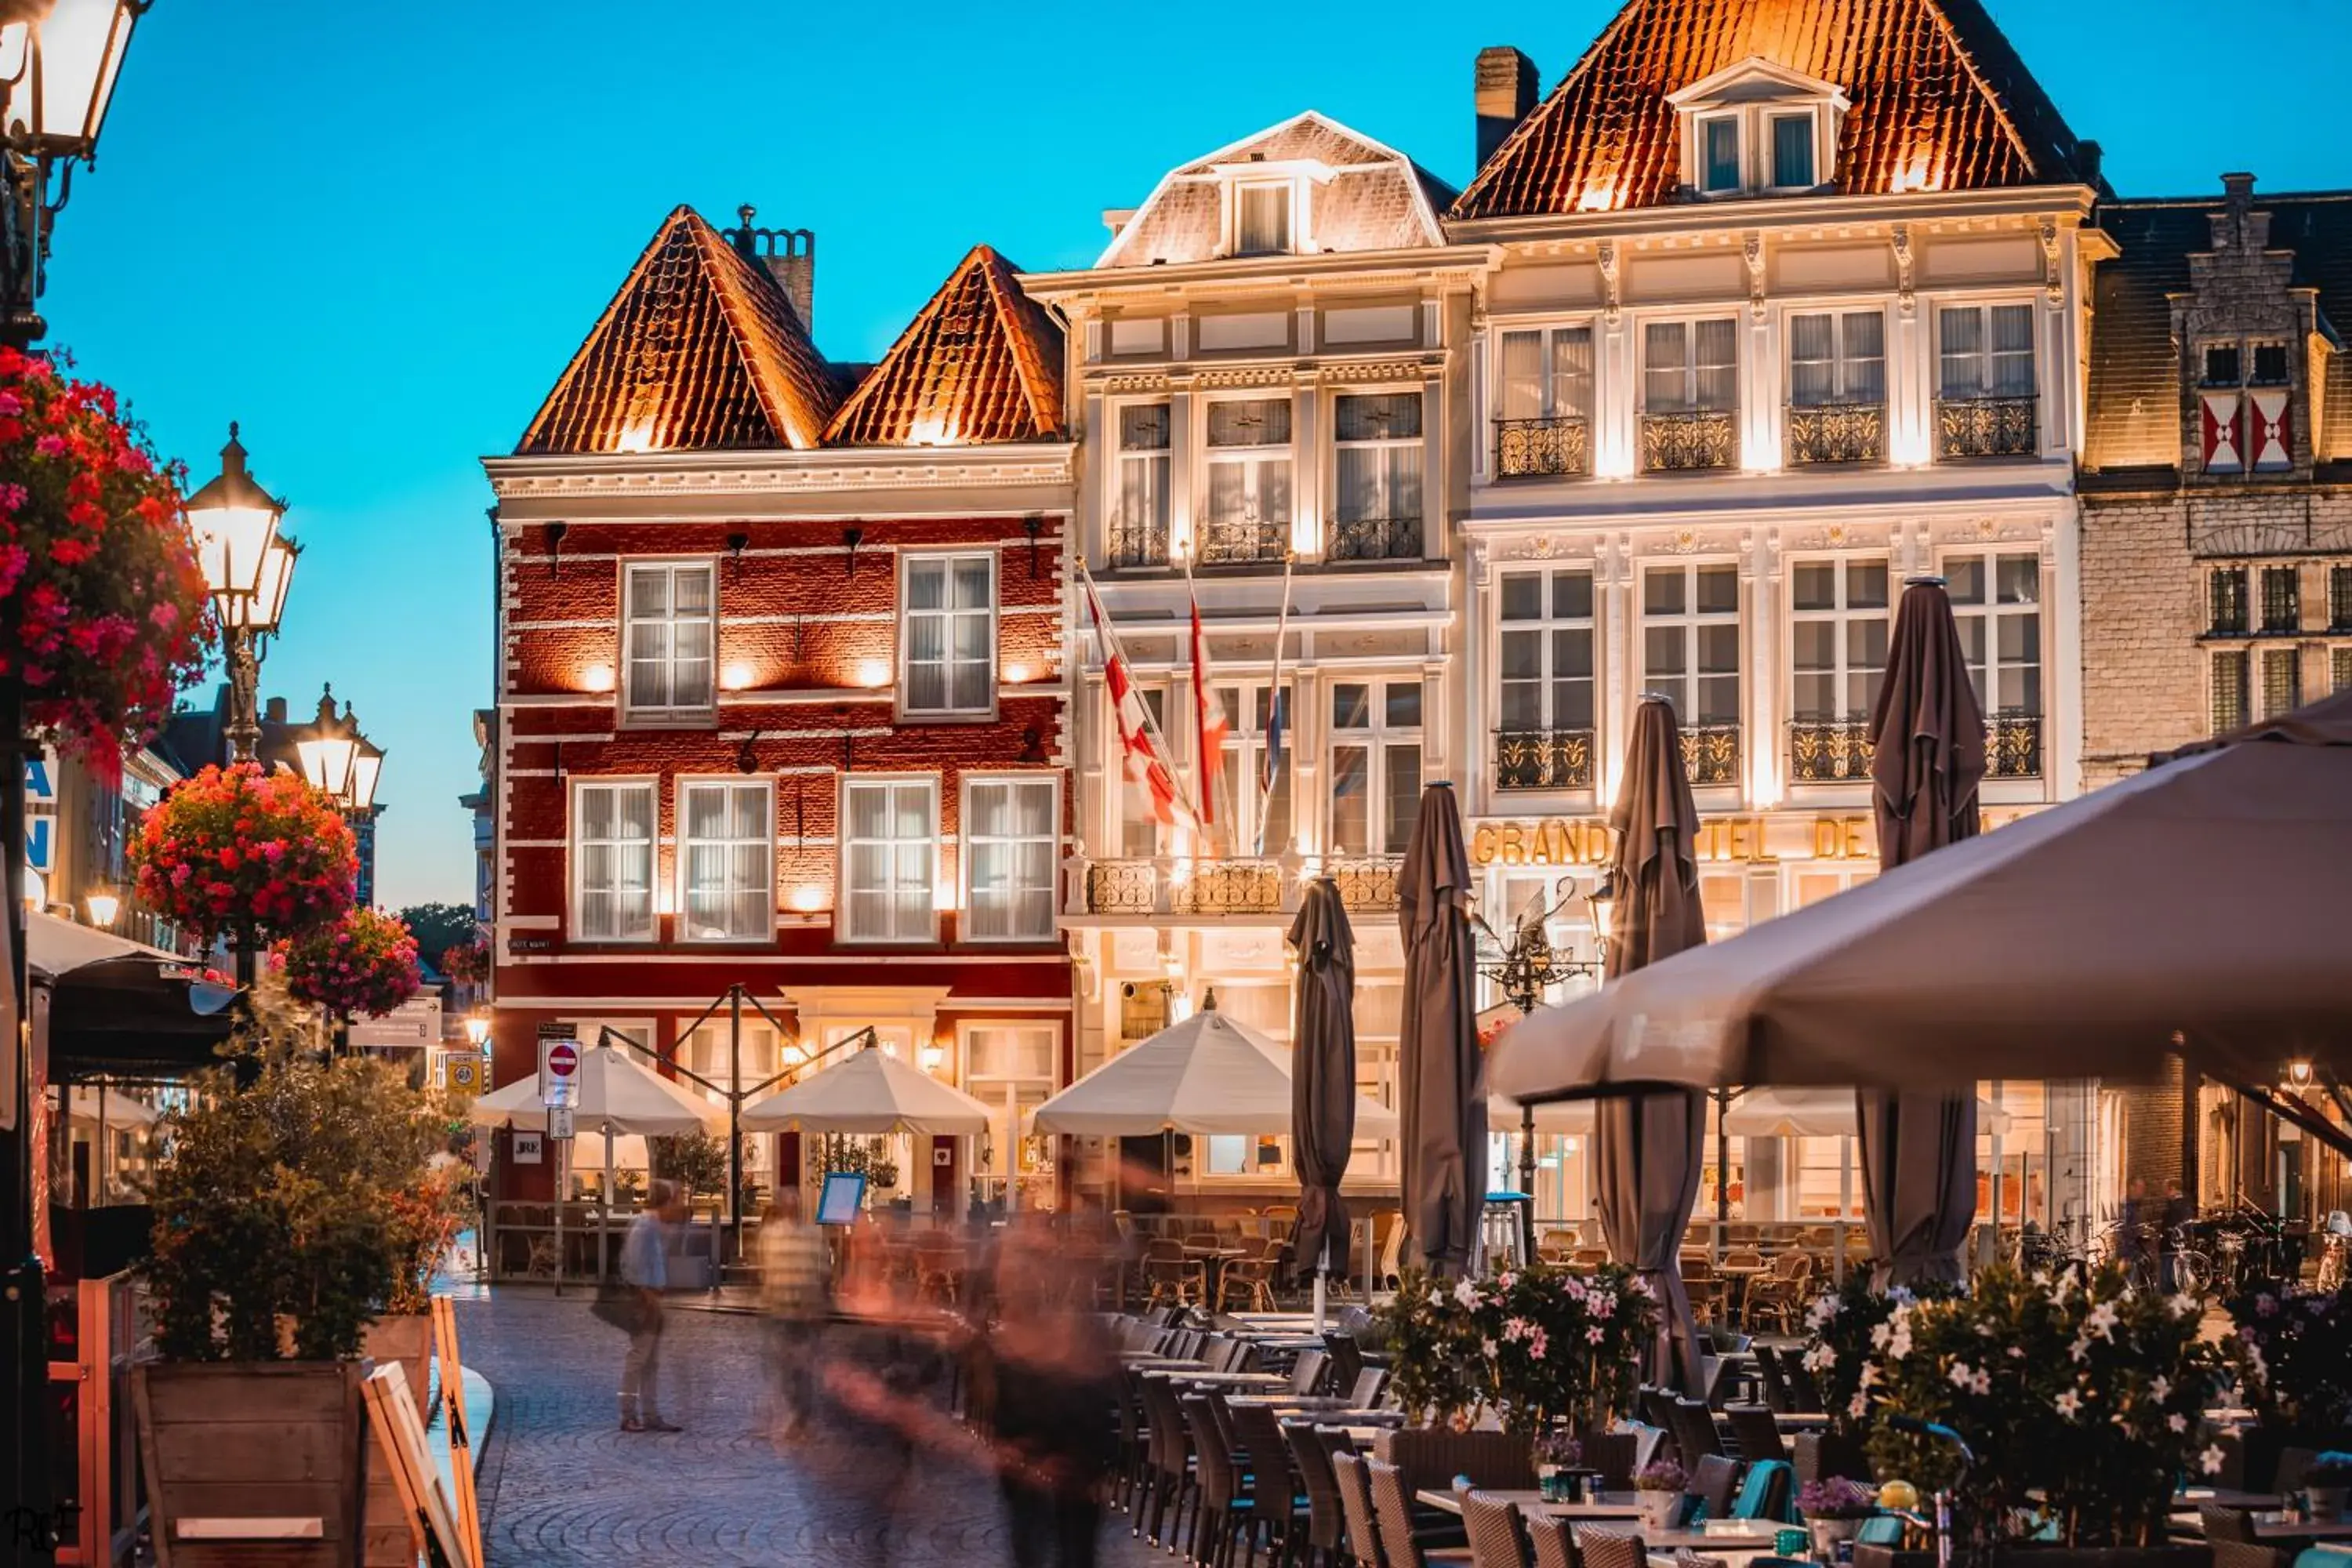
1100 111 1454 269
823 246 1066 446
1454 0 2100 220
517 206 840 455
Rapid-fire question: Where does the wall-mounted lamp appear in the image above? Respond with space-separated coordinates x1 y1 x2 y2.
2288 1059 2314 1087
843 525 864 577
84 886 122 928
582 662 616 694
919 1043 948 1071
545 521 568 575
727 531 750 567
1023 515 1044 577
736 731 764 775
1020 724 1046 764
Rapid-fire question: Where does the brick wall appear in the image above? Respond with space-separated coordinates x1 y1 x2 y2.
2078 494 2205 787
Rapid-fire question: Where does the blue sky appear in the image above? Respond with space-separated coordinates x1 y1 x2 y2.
40 0 2348 909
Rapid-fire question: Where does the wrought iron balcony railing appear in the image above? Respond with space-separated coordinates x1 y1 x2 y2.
1327 858 1402 913
1640 410 1740 473
1084 859 1157 915
1073 855 1398 917
1985 710 2043 779
1936 395 2039 460
1680 721 1742 786
1172 858 1283 915
1494 416 1592 480
1494 728 1596 790
1193 514 1289 565
1105 511 1167 569
1327 515 1422 562
1787 402 1886 466
1788 717 1875 782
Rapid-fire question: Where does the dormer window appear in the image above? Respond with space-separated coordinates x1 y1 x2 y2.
1668 57 1847 199
1236 183 1292 256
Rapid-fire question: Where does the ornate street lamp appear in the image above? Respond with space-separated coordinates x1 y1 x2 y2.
463 1014 490 1051
1 0 147 346
81 882 118 928
184 425 293 764
292 684 383 812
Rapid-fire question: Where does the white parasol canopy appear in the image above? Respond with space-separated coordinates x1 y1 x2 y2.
1032 1007 1401 1138
1722 1087 2011 1138
466 1042 721 1137
67 1087 162 1129
741 1046 995 1136
1488 1094 1595 1134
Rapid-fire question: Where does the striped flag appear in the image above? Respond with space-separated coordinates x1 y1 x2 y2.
1083 573 1192 828
1189 572 1229 827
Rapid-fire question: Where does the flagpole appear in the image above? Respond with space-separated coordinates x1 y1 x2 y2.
1256 550 1298 859
1182 550 1222 837
1080 561 1208 829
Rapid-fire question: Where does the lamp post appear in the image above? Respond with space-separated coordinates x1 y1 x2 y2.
292 684 383 907
82 882 118 929
2 7 150 1557
183 426 294 765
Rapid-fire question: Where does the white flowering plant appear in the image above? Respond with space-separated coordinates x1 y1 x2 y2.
1374 1263 1657 1436
2227 1278 2352 1439
1860 1264 2246 1548
1801 1274 1954 1439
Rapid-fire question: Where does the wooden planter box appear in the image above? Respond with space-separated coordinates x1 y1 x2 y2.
134 1360 369 1568
361 1316 434 1567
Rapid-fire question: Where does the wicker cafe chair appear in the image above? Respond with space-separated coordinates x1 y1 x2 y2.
1290 1347 1331 1397
1333 1452 1387 1568
1743 1254 1814 1334
1574 1530 1648 1568
1283 1417 1347 1568
1686 1453 1738 1521
1726 1404 1789 1465
1181 1392 1250 1568
1147 1236 1209 1308
1461 1488 1534 1568
1220 1239 1280 1314
1369 1459 1475 1568
1526 1514 1578 1568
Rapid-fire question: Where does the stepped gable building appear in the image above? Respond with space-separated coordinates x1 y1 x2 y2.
2078 173 2352 1217
481 205 1076 1219
1444 0 2111 1228
1020 112 1484 1206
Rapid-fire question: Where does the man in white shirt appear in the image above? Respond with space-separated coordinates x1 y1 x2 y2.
619 1179 687 1432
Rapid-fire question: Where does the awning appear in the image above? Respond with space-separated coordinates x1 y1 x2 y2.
742 1047 994 1136
34 912 240 1083
1033 1007 1400 1139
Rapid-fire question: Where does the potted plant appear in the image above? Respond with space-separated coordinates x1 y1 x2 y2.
136 976 448 1567
2229 1279 2352 1486
1858 1263 2243 1560
132 760 358 968
1536 1432 1584 1501
281 906 423 1047
1635 1458 1686 1531
2302 1454 2352 1522
1374 1269 1483 1430
1801 1476 1878 1558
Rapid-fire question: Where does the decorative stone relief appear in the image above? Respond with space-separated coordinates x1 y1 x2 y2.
1744 232 1767 322
1892 223 1916 315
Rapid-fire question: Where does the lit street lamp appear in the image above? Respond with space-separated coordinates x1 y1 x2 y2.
464 1014 490 1051
1 0 146 347
292 684 383 814
183 425 294 764
82 883 119 928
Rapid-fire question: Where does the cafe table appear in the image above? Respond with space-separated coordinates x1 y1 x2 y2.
2178 1489 2285 1510
1415 1489 1643 1521
1150 1370 1290 1388
2248 1517 2352 1544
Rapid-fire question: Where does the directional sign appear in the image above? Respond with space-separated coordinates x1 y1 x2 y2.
547 1104 575 1142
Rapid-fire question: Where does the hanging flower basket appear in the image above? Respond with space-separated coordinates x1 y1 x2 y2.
0 347 212 759
281 906 422 1021
131 764 358 942
437 934 490 987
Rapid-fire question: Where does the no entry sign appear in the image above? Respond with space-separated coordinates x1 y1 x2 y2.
537 1023 580 1108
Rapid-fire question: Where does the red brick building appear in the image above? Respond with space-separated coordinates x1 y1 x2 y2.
481 206 1074 1215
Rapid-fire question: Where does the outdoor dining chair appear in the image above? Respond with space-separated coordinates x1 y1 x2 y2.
1369 1459 1475 1568
1573 1529 1648 1568
1742 1254 1813 1335
1782 1356 1825 1415
1460 1487 1534 1568
1525 1515 1577 1568
1182 1392 1252 1568
1148 1237 1209 1308
1639 1388 1683 1458
1349 1367 1388 1410
1686 1453 1737 1521
1220 1239 1281 1315
1671 1398 1726 1465
1283 1417 1348 1568
1729 1458 1795 1523
1290 1347 1331 1397
1751 1344 1794 1414
1726 1404 1789 1465
1332 1452 1387 1568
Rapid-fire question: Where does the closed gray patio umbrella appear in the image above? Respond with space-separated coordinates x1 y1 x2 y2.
1859 577 1987 1289
1593 695 1708 1394
1397 782 1483 1277
1290 877 1357 1321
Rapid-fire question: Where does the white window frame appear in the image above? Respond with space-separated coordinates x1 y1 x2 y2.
568 776 659 944
1696 112 1743 194
897 550 998 721
1198 394 1294 558
1785 307 1889 407
1641 317 1741 415
1766 107 1820 191
1208 682 1294 860
1330 389 1426 548
960 1021 1062 1192
1495 567 1597 739
838 774 941 945
619 559 717 725
1787 556 1892 723
1494 323 1598 423
1940 548 2045 720
1639 561 1744 733
673 776 775 943
1328 678 1425 858
960 771 1061 943
1229 180 1297 257
1934 301 2039 400
1110 399 1171 565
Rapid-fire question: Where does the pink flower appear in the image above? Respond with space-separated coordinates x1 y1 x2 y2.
34 434 64 456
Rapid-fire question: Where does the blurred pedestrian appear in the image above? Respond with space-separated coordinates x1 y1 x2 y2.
760 1186 833 1438
619 1178 687 1433
984 1232 1119 1568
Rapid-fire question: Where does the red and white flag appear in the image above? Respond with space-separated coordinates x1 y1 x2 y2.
1189 572 1230 827
1083 574 1192 829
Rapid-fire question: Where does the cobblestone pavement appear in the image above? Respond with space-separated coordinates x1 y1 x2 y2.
459 1292 1167 1568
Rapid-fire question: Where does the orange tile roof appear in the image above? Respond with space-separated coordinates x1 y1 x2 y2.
1453 0 2099 220
517 206 840 455
823 246 1065 446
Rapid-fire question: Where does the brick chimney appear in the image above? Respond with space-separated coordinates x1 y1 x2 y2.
727 205 817 336
2213 172 2270 252
1475 47 1540 170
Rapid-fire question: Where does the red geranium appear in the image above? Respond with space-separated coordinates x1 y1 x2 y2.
438 934 489 986
131 764 357 942
0 348 212 764
281 906 422 1020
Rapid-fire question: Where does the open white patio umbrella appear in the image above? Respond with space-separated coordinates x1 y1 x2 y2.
470 1042 722 1286
1723 1087 2010 1138
741 1046 994 1135
1032 1004 1400 1139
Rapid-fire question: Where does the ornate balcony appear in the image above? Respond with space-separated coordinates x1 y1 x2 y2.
1328 858 1401 913
1173 859 1282 916
1788 717 1875 782
1105 510 1167 569
1936 395 2039 459
1494 729 1595 791
1986 711 2043 779
1787 402 1886 466
1328 514 1422 562
1084 859 1157 915
1680 722 1742 786
1494 416 1592 480
1640 410 1739 473
1193 514 1288 565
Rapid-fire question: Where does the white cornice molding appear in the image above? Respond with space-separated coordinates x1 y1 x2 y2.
483 442 1076 501
1450 185 2100 249
1022 245 1501 305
